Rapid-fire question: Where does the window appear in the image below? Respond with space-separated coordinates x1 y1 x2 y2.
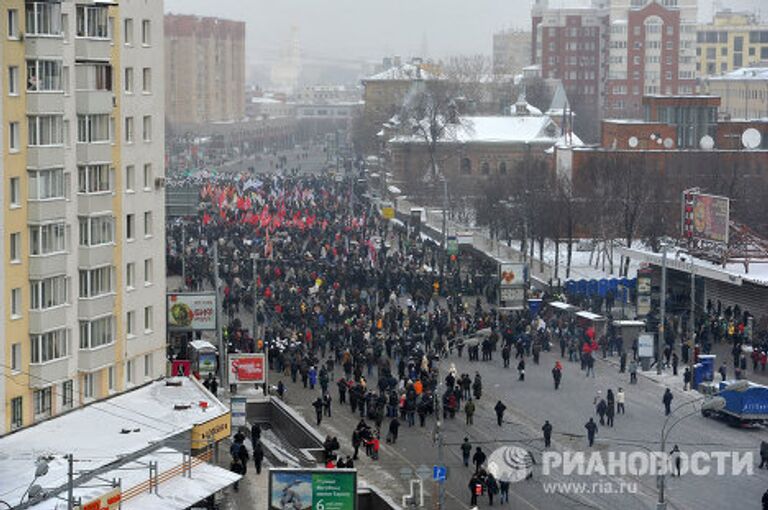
29 222 66 255
124 18 133 45
77 164 111 193
30 328 69 363
126 263 135 288
34 388 52 417
62 380 73 409
142 67 151 93
78 215 114 246
78 266 114 298
144 258 153 284
498 162 507 175
9 122 19 151
125 117 134 143
762 47 768 60
28 115 64 146
11 287 21 318
124 67 133 93
30 275 68 310
144 354 151 377
481 162 490 175
26 2 62 35
27 59 63 92
126 310 136 337
77 114 110 143
79 315 114 349
126 359 134 383
8 66 18 95
143 305 153 332
142 115 151 142
126 214 135 240
125 165 135 191
83 373 94 399
108 366 115 391
10 232 20 262
142 163 152 189
734 54 743 68
7 9 19 39
28 168 65 199
11 342 21 372
460 158 471 174
76 5 108 39
75 63 112 91
141 19 151 45
11 397 22 430
10 176 20 205
143 211 153 237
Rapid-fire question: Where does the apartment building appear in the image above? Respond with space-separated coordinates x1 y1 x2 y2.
492 29 532 76
1 0 166 435
705 67 768 120
164 14 245 127
697 12 768 77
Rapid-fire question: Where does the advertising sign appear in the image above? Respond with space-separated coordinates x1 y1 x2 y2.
78 488 121 510
446 236 458 256
682 192 729 244
171 359 191 377
231 396 247 427
229 353 266 385
638 333 655 358
191 412 231 448
269 469 357 510
381 206 395 220
167 293 216 331
499 263 525 287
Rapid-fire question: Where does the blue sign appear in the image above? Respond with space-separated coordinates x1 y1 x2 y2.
433 465 447 481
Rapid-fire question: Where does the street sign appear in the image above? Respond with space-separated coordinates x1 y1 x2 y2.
432 465 447 481
447 236 458 256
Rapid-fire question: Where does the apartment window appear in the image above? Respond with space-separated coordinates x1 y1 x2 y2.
124 116 134 143
11 287 21 318
28 115 64 146
34 387 52 418
10 232 20 262
83 373 94 399
144 258 153 284
142 115 151 142
75 63 112 91
125 165 135 191
26 2 62 35
78 266 114 298
11 342 21 372
27 59 63 92
9 122 19 151
77 114 110 143
76 5 108 39
143 305 153 332
124 67 133 93
124 18 133 45
77 164 111 193
108 366 115 391
78 215 114 246
142 67 151 93
141 19 151 45
126 359 134 384
10 176 20 205
30 328 69 363
126 262 135 288
62 380 73 409
142 163 152 189
8 66 18 95
11 397 23 430
7 9 19 39
30 275 68 310
28 168 65 199
79 315 114 349
144 212 153 237
29 222 66 255
144 354 151 377
126 214 135 240
126 310 136 337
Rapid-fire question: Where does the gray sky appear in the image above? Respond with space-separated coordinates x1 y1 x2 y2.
165 0 766 67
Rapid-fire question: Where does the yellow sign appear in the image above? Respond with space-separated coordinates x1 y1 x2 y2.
381 207 395 220
78 488 121 510
191 412 231 448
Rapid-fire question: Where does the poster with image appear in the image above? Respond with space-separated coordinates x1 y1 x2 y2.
269 469 356 510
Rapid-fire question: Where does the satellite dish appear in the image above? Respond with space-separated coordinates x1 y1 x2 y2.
657 138 663 145
628 136 639 148
663 138 674 149
700 135 715 150
650 133 657 141
742 128 762 149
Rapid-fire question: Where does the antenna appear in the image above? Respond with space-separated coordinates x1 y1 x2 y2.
699 135 715 150
742 128 762 150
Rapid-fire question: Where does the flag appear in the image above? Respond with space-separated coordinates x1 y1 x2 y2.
203 212 212 226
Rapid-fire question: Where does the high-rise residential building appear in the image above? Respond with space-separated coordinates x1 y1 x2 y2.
697 12 768 77
604 0 698 118
164 14 245 126
705 67 768 120
0 0 166 435
492 29 532 76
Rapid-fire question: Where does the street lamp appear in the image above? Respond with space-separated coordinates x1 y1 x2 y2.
18 459 49 505
657 242 668 375
657 396 726 510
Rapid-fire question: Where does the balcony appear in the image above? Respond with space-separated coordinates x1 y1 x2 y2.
76 142 112 165
28 146 65 168
78 244 115 268
75 37 111 61
78 342 116 373
29 252 68 279
29 358 72 389
29 305 69 335
27 92 65 114
76 90 114 114
77 293 115 320
25 34 64 57
28 198 66 223
77 192 113 215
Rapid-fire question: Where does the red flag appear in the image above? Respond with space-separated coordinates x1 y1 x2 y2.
203 212 212 225
237 196 246 211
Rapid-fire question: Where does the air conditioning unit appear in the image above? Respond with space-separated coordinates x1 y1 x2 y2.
154 177 166 189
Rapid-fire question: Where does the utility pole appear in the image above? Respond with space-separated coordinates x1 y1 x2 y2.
214 242 225 385
658 245 668 375
181 222 186 291
689 257 696 381
441 177 448 290
66 454 74 510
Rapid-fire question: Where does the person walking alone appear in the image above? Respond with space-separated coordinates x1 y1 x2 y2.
542 420 553 448
461 437 472 467
585 418 598 447
663 388 674 416
552 361 563 390
494 400 507 427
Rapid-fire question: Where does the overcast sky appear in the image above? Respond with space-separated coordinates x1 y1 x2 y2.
165 0 766 66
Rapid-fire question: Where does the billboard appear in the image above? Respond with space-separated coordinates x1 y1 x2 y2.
682 192 729 244
499 263 527 310
499 263 525 287
269 469 357 510
167 293 216 330
229 353 266 385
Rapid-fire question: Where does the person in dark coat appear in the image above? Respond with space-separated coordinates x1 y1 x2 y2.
253 440 265 474
683 367 692 391
209 375 218 397
486 473 498 506
472 447 486 473
552 363 562 390
251 423 261 447
388 417 400 444
460 437 472 467
606 389 615 427
542 420 553 448
663 388 674 416
760 441 768 469
585 418 598 447
494 400 507 427
517 359 526 381
469 474 482 506
596 399 607 426
323 393 332 417
337 378 348 404
313 397 324 425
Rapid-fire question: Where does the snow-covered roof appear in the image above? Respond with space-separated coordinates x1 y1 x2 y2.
365 63 437 81
250 97 284 104
709 67 768 81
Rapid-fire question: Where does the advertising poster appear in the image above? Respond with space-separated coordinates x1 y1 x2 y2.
269 469 356 510
229 353 266 384
167 293 217 330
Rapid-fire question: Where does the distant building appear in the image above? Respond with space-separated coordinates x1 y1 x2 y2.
493 30 532 76
705 68 768 120
696 12 768 77
165 14 245 126
270 26 302 94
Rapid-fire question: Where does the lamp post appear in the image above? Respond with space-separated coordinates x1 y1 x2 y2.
657 243 668 375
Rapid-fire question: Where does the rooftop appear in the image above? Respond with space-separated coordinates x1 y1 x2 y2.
708 67 768 81
365 63 439 82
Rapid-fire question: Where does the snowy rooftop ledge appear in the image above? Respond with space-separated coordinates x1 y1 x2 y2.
0 377 230 509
